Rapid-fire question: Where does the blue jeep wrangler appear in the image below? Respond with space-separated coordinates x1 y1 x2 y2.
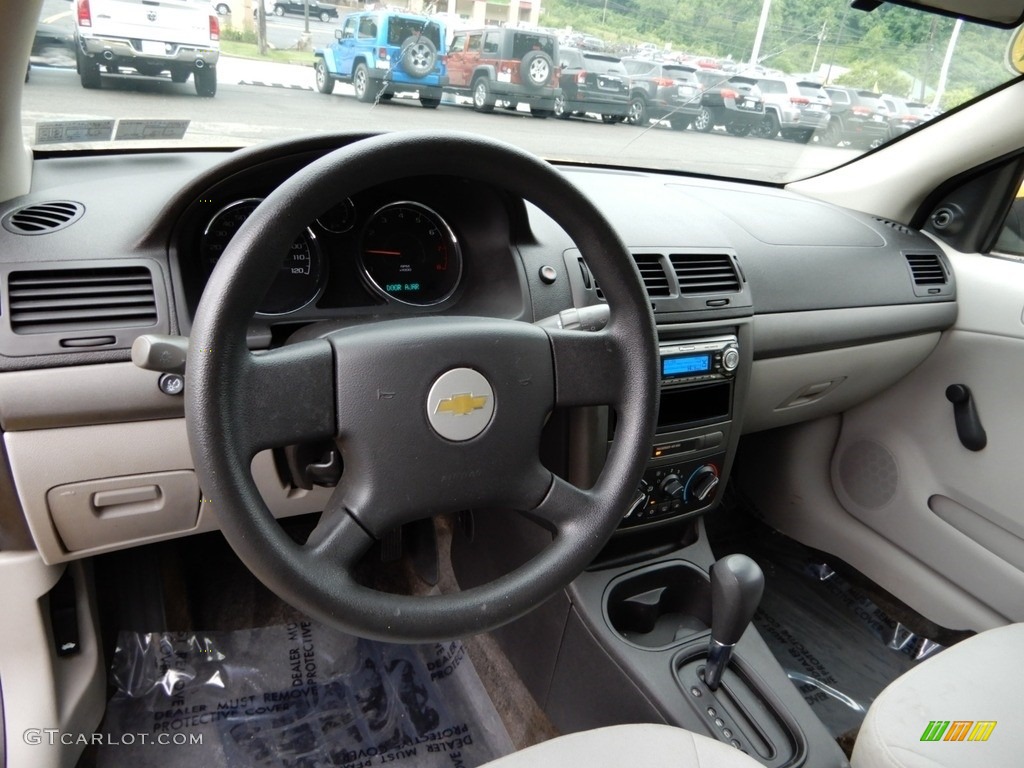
314 12 447 108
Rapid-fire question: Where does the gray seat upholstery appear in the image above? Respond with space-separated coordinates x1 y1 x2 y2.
852 623 1024 767
481 724 762 768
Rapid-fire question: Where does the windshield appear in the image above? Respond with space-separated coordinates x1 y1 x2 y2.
23 0 1021 183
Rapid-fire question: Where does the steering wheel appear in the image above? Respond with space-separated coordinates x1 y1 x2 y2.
186 132 658 642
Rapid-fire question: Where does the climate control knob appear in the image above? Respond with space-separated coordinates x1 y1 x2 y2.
660 474 685 500
690 465 721 503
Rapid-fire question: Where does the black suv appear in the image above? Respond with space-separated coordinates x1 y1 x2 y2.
555 49 630 122
445 28 559 117
822 87 890 148
621 59 703 129
692 70 765 135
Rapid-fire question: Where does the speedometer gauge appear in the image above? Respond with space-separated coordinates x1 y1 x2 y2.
201 198 324 315
359 202 462 306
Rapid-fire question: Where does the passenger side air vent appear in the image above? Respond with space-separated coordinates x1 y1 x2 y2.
874 217 915 236
8 266 158 335
2 201 84 235
631 253 671 297
669 253 740 294
904 253 947 285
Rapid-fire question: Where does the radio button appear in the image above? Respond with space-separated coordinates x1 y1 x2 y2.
722 346 740 372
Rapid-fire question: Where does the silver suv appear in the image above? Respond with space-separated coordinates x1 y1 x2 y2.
754 77 831 143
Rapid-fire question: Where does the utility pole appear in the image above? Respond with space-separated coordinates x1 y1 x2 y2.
749 0 773 67
931 19 963 110
810 21 826 75
257 1 268 56
824 2 851 84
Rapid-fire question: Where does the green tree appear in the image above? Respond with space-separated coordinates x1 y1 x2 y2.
835 61 912 94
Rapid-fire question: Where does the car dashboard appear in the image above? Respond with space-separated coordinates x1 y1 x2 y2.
0 133 957 566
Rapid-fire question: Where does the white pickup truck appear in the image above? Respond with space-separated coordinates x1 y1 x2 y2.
74 0 221 96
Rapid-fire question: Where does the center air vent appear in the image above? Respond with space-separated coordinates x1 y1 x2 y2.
8 266 157 335
631 253 671 297
904 253 947 285
2 201 84 235
669 253 740 294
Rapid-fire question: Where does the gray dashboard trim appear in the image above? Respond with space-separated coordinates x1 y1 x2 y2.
752 303 957 359
0 363 183 431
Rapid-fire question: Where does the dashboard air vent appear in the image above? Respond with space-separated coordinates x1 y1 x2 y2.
904 253 947 285
669 253 740 294
8 266 157 335
874 217 915 236
2 201 84 235
631 253 671 297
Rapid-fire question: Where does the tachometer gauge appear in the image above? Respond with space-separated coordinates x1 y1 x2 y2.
201 198 324 315
359 202 462 306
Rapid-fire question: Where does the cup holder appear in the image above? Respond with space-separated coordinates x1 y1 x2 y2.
604 561 711 649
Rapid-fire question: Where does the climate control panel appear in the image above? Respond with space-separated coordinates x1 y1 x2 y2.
621 455 724 528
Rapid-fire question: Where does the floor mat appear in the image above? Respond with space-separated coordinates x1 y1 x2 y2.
97 621 514 768
735 533 947 740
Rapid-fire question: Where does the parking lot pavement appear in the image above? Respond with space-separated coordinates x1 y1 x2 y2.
217 55 316 91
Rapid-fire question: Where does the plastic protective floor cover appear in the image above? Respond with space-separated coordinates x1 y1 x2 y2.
96 620 514 768
749 543 945 740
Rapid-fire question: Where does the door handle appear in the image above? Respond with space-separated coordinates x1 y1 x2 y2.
945 384 987 451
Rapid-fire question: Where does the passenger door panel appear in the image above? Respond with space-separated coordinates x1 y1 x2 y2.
831 251 1024 626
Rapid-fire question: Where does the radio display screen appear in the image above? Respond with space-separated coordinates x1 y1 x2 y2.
663 354 711 377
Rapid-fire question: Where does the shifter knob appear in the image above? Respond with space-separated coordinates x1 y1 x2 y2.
705 554 764 690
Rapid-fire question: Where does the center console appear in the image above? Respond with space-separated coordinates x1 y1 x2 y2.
623 335 738 528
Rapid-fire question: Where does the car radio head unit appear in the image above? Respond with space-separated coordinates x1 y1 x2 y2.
660 335 739 388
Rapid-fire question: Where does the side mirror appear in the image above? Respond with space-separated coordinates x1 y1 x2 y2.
335 28 343 41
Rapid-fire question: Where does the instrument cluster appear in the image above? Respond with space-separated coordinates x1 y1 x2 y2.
198 193 465 317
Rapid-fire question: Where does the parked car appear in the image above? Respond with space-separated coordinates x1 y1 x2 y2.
881 94 935 139
314 12 446 108
271 0 338 23
754 76 831 143
444 27 559 118
821 86 891 148
554 48 630 123
692 70 765 135
621 59 703 130
72 0 220 96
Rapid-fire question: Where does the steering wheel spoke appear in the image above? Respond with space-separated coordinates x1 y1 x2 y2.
523 472 596 532
547 327 629 407
237 339 337 454
303 492 376 571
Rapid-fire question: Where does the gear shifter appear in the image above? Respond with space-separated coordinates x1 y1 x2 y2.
704 554 764 691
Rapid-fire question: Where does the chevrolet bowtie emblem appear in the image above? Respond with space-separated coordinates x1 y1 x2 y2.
435 393 488 416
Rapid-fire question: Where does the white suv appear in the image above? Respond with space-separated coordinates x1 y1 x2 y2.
754 76 831 143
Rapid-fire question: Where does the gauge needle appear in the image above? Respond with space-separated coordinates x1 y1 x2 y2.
366 249 402 255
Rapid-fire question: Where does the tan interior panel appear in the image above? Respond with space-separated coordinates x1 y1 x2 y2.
742 334 939 434
5 419 331 564
47 470 200 552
